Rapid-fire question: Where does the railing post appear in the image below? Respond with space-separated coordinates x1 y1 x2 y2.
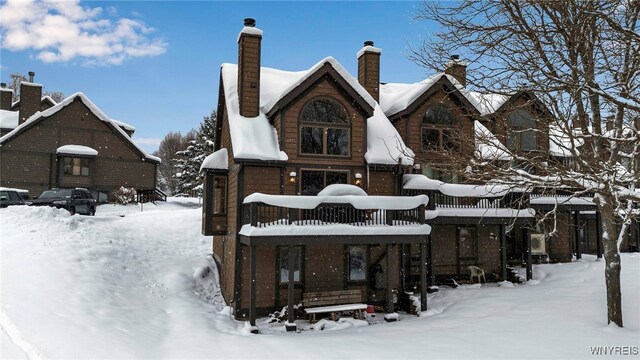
386 210 394 226
418 204 425 224
250 202 258 227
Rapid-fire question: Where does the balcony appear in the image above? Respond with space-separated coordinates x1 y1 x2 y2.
239 193 431 243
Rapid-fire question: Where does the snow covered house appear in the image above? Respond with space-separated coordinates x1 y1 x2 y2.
0 78 160 201
201 18 561 328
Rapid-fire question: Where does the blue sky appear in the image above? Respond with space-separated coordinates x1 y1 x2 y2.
1 0 437 153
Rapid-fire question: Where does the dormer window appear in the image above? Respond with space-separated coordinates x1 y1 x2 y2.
507 109 538 151
421 105 458 152
299 98 350 156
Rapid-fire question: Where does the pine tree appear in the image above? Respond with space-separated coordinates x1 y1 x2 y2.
174 111 217 196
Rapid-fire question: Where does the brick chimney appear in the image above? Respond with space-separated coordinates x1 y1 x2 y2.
357 41 381 103
237 18 262 118
0 83 13 111
19 73 42 124
444 55 467 87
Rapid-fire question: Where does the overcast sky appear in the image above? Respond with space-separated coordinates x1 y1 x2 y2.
0 0 441 153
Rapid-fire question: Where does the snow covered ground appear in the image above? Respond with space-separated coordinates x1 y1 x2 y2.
1 199 639 359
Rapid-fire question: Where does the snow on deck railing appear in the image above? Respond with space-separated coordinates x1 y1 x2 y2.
242 193 429 229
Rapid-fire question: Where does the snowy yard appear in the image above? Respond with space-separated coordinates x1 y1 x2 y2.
1 199 639 359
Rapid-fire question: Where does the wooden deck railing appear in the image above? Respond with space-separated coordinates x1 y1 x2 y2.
242 199 426 228
403 189 530 210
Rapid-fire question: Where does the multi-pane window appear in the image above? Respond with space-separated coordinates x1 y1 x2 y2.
300 98 350 156
213 176 227 214
300 170 348 195
507 109 538 151
421 105 458 152
63 157 90 177
347 245 367 281
279 246 302 284
458 226 477 258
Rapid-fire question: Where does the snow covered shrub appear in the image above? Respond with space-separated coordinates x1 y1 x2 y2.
112 186 137 205
193 263 225 311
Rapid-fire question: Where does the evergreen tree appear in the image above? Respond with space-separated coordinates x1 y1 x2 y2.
174 110 217 196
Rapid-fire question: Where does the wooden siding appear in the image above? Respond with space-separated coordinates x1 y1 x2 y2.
368 170 396 196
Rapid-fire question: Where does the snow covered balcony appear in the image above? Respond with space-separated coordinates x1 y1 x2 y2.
239 193 431 242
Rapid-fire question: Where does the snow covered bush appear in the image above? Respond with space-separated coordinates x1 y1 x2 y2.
112 186 137 205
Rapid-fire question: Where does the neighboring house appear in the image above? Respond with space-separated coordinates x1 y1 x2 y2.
0 79 160 201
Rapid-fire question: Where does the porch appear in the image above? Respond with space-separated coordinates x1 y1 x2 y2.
238 193 431 331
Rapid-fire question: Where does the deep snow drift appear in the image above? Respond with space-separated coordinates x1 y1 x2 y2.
1 199 639 359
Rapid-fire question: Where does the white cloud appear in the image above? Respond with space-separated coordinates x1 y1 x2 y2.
0 0 167 66
133 137 162 147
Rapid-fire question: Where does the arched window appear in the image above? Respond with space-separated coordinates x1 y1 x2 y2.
507 109 537 151
421 105 458 151
300 98 350 156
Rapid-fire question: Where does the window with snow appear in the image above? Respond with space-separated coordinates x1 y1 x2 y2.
421 105 458 152
347 245 367 282
300 98 350 156
63 157 90 177
279 246 302 284
506 109 538 151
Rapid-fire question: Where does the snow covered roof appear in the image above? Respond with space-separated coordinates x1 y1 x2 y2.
56 145 98 157
200 148 228 171
474 121 512 161
0 110 18 129
530 196 595 207
111 119 135 132
403 174 514 197
0 87 14 93
220 57 411 165
243 193 429 210
0 93 160 163
467 92 510 115
548 125 583 157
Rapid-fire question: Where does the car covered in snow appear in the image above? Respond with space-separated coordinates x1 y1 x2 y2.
0 187 30 208
30 188 97 216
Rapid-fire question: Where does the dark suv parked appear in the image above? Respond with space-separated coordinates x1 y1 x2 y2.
30 188 97 215
0 187 29 208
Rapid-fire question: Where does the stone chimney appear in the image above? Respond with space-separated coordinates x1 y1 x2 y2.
444 55 467 87
357 41 381 103
237 18 262 118
0 83 13 111
19 73 42 124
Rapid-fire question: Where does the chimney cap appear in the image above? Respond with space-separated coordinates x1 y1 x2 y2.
28 71 35 76
451 55 460 60
244 18 256 27
0 83 5 88
364 40 374 47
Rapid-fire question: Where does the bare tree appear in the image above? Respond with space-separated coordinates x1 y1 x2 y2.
411 0 639 327
6 73 65 102
44 91 65 103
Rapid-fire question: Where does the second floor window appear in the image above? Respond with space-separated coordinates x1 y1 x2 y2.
421 105 458 152
507 109 538 151
63 157 90 177
300 98 350 156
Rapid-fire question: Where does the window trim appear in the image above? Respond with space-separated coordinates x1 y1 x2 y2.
345 245 368 283
299 169 351 196
506 109 538 152
62 156 91 177
278 246 304 286
298 97 352 158
457 226 478 260
420 105 459 152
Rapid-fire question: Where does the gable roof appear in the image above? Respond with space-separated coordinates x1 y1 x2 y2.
380 73 485 119
220 57 413 165
0 92 160 163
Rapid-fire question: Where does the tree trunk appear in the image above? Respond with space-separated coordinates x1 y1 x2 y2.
600 202 624 327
